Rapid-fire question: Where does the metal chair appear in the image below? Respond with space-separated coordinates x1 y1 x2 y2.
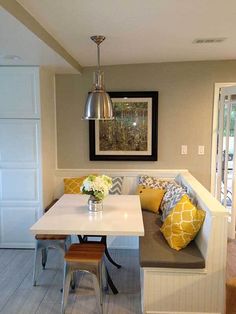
61 243 106 314
33 234 71 286
32 199 71 286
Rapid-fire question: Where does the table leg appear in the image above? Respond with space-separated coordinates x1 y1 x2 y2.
105 267 118 295
101 236 122 269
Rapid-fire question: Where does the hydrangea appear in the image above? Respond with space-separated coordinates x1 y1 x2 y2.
80 175 112 200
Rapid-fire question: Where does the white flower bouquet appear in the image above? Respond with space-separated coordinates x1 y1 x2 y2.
81 175 112 201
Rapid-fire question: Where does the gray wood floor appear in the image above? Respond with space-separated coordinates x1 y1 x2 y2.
0 248 141 314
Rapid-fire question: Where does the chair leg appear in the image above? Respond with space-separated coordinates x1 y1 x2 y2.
41 247 48 269
61 263 72 314
66 235 72 249
70 271 77 290
92 273 103 314
32 241 40 286
99 262 103 306
102 260 108 292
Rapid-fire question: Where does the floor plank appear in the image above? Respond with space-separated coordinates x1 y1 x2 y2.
1 242 234 314
0 250 33 311
0 248 142 314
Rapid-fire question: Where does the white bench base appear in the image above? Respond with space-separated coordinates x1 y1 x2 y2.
54 169 228 314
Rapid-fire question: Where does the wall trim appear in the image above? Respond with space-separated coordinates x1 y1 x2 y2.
55 168 189 177
143 267 207 274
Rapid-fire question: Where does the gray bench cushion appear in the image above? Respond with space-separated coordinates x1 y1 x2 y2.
139 210 205 269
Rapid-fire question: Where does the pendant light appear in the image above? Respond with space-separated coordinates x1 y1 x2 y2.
83 35 114 120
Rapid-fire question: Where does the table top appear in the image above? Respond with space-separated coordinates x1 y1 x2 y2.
30 194 144 236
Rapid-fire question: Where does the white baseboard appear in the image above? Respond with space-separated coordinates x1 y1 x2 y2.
146 311 220 314
0 243 34 249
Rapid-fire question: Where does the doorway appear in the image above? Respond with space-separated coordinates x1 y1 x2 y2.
211 83 236 239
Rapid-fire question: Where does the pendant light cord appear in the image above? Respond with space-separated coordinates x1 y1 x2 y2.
97 43 100 70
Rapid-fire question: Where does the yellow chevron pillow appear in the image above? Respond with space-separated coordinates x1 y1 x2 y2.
160 194 205 251
64 176 87 194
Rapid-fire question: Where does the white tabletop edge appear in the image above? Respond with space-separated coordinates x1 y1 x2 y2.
30 194 144 237
30 228 145 236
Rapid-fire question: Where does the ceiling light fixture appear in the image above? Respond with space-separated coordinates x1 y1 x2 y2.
0 54 22 61
193 38 226 44
83 35 113 120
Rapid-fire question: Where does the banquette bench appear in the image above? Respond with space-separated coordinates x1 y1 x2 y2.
54 169 228 314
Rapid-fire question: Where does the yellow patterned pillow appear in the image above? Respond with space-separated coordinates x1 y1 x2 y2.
64 176 87 194
160 195 205 251
137 185 165 213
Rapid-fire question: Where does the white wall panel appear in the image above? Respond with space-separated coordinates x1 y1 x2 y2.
0 207 37 247
0 119 39 165
0 67 40 118
0 169 38 201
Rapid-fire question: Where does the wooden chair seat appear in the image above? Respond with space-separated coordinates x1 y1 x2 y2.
65 243 105 262
35 234 68 240
62 243 105 313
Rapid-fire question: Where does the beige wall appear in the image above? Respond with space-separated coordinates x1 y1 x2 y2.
55 60 236 190
40 68 56 207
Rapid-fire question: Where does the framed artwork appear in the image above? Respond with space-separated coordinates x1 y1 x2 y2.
89 91 158 161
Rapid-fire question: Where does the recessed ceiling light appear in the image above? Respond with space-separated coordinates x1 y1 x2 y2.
0 54 22 60
193 38 227 44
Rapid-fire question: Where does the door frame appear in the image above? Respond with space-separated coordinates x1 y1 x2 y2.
210 82 236 195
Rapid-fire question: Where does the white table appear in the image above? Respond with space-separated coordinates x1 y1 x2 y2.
31 194 144 236
31 194 144 294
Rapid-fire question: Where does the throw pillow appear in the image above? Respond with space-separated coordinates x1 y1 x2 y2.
137 185 165 213
109 176 124 195
160 181 187 221
160 195 206 251
64 176 87 194
139 175 171 189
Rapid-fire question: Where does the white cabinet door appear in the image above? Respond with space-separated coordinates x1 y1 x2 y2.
0 67 40 119
0 119 42 248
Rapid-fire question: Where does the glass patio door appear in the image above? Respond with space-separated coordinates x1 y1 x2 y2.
215 86 236 239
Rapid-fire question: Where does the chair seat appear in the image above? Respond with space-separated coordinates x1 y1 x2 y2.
35 234 68 240
65 243 105 262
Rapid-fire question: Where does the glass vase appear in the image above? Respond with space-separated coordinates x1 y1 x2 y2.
88 195 103 212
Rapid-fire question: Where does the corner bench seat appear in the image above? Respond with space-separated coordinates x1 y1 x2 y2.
55 170 228 313
139 210 205 269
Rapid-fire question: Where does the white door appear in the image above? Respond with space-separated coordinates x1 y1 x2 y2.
214 86 236 239
0 66 42 248
0 119 42 248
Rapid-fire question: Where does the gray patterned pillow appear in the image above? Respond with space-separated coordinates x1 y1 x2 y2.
109 176 124 195
160 181 187 221
139 175 170 189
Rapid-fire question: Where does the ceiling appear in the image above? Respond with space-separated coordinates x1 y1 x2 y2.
1 0 236 72
0 7 77 73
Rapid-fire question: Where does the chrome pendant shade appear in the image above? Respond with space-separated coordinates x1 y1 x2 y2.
83 36 113 120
